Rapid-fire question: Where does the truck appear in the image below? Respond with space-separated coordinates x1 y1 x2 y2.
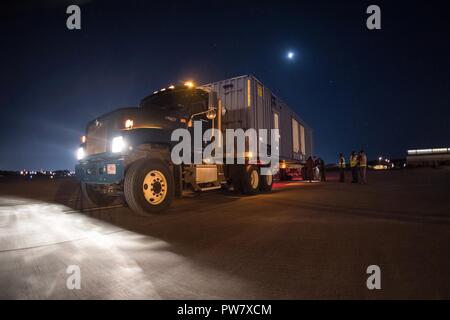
75 75 313 215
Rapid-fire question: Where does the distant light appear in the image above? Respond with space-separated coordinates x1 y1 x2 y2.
287 51 294 59
373 164 388 171
184 81 194 88
168 85 175 89
378 157 383 161
153 91 158 94
160 88 166 91
432 148 448 153
81 135 86 143
408 148 450 155
418 149 433 154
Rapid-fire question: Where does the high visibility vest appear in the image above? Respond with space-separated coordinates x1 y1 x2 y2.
359 154 367 167
350 156 358 167
338 157 346 168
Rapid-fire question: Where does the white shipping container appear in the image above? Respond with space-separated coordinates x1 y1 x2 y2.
202 75 313 163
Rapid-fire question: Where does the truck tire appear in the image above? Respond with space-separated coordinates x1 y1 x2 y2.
259 170 273 192
241 165 260 195
81 183 116 207
124 159 174 215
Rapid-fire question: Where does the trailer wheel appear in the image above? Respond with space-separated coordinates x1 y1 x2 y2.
124 159 174 215
260 170 273 192
81 183 116 207
241 165 260 195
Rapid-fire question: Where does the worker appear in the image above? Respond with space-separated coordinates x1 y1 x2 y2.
313 156 320 180
306 156 314 183
338 153 346 182
319 158 326 182
350 151 358 183
358 150 368 184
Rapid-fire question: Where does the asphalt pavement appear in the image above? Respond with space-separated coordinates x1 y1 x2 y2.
0 168 449 299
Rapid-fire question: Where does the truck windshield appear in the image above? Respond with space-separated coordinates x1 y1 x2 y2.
140 89 208 116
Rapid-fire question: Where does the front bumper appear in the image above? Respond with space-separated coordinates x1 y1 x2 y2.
75 154 125 184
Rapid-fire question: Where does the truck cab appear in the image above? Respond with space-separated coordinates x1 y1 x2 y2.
76 82 273 215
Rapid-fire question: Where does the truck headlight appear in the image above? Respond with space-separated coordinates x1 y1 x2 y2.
112 136 125 153
77 147 85 160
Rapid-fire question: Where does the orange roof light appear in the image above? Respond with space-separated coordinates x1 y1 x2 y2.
184 81 194 88
125 119 134 129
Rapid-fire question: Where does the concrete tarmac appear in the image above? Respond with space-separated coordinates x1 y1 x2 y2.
0 168 449 299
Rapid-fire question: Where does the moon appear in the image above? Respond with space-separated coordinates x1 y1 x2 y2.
287 51 294 59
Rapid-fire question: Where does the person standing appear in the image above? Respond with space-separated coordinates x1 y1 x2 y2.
313 156 320 180
338 153 346 182
306 156 314 183
350 151 358 183
358 150 368 184
319 158 326 182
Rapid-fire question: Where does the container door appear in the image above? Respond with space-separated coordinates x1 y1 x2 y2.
255 81 264 131
300 124 306 158
292 118 300 160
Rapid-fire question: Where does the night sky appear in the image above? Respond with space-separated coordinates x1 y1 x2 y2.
1 0 449 170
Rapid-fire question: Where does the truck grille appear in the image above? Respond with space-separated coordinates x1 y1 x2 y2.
86 122 108 155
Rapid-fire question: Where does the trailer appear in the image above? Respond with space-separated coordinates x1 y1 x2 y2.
202 75 313 165
75 75 313 215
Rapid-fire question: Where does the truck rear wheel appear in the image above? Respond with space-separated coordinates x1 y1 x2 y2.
81 183 116 207
124 159 174 215
260 170 273 192
241 165 260 195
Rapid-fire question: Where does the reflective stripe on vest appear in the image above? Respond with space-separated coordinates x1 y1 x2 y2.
359 155 367 167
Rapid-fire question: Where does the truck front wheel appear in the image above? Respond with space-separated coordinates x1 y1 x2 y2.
124 159 174 215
